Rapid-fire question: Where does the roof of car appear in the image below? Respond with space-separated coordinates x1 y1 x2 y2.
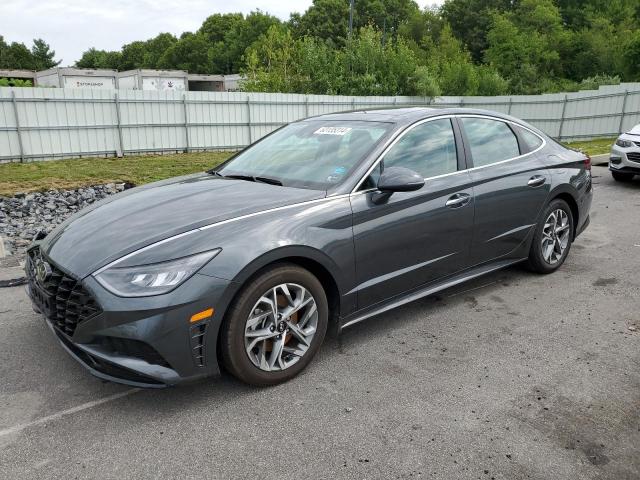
305 107 517 126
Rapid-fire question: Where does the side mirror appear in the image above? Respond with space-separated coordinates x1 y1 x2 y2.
377 166 425 192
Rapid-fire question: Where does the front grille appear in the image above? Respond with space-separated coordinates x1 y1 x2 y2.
633 141 640 148
27 248 102 336
627 152 640 163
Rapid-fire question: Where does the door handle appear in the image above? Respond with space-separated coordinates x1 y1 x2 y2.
446 193 471 208
527 176 546 187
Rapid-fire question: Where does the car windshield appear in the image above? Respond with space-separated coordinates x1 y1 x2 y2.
216 120 393 190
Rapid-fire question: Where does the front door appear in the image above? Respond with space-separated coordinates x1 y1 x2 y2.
350 118 475 310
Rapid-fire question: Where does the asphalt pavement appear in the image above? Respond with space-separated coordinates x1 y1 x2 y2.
0 165 638 479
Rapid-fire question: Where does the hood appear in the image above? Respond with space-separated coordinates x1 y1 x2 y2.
41 173 324 277
627 124 640 136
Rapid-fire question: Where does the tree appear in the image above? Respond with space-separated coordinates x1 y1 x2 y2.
485 0 567 93
624 31 640 81
0 37 35 70
31 39 60 70
141 33 177 68
293 0 350 47
337 26 418 96
157 33 211 73
75 48 122 69
441 0 513 63
243 25 301 92
199 11 280 74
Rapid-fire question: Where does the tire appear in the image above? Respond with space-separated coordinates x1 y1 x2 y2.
612 171 634 182
220 263 328 386
526 199 574 274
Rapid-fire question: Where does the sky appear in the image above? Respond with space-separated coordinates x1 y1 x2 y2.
1 0 445 67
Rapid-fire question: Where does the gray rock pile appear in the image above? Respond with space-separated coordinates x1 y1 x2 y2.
0 183 133 257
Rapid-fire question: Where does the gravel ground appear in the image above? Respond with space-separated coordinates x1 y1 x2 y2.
0 166 638 480
0 183 131 257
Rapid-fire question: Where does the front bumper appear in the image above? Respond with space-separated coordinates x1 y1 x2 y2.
610 144 640 174
25 249 236 388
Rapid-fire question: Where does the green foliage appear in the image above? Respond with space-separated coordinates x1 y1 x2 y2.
579 74 621 91
485 0 567 94
75 48 123 69
0 78 33 87
31 39 60 70
199 10 281 74
341 26 418 96
624 30 640 81
441 0 512 63
73 10 279 74
157 33 210 73
0 36 61 70
411 66 441 98
2 0 639 97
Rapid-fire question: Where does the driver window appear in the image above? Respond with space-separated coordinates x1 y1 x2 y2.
383 119 458 178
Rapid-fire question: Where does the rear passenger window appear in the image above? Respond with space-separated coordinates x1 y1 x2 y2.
461 118 520 166
518 127 544 151
382 119 458 178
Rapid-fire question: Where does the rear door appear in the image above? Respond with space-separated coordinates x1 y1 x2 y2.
350 117 475 309
458 116 550 265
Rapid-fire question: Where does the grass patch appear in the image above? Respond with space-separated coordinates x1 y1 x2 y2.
564 137 615 156
0 152 232 197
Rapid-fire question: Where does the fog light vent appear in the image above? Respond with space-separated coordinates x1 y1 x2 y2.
190 323 208 367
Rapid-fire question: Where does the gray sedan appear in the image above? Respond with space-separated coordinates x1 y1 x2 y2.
25 108 593 387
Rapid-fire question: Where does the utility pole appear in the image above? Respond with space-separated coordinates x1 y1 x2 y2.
349 0 354 38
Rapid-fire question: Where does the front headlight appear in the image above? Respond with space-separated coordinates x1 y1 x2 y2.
94 249 221 297
615 138 634 148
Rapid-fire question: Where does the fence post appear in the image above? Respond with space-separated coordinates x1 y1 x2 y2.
246 96 253 144
305 95 310 118
557 94 569 140
114 92 124 158
507 96 513 115
618 90 629 134
11 90 25 163
183 92 190 153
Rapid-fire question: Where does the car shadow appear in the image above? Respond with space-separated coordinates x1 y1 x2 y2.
118 264 532 411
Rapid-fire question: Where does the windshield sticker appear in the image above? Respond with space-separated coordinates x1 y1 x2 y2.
333 166 347 175
314 126 352 136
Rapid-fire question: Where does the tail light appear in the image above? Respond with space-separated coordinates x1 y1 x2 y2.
584 154 591 171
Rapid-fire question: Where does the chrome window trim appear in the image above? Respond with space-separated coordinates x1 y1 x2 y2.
350 113 547 195
458 114 547 169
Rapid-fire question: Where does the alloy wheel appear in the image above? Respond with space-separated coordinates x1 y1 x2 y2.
541 209 571 265
244 283 318 372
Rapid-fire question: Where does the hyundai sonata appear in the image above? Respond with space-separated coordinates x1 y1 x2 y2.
26 108 592 387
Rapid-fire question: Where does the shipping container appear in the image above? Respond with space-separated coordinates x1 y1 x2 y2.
188 73 225 92
117 69 188 91
35 68 117 89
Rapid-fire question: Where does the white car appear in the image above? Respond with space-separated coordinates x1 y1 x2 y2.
610 124 640 181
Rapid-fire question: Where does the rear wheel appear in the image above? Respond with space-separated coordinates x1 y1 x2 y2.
526 199 574 274
612 171 635 182
221 264 328 386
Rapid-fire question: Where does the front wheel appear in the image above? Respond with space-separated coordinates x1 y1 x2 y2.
612 171 634 182
220 264 328 386
526 199 574 274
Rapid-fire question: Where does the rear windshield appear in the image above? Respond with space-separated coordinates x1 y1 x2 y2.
217 120 393 190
